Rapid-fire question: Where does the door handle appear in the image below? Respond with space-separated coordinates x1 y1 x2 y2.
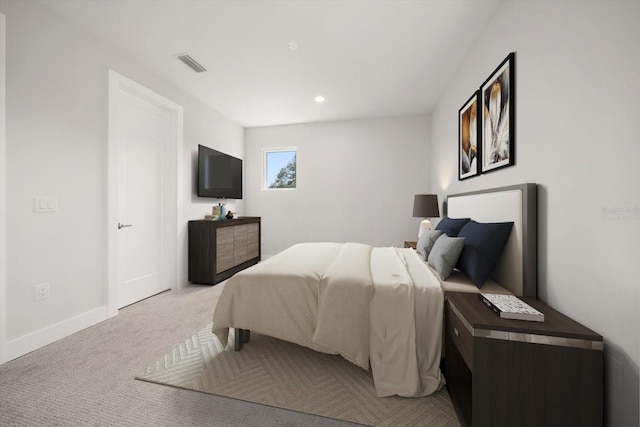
118 223 133 229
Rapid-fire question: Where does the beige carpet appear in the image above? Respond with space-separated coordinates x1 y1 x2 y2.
137 324 460 427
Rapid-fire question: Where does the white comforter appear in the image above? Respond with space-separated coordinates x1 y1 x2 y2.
212 242 444 397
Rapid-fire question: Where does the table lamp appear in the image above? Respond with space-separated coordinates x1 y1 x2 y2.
412 194 440 238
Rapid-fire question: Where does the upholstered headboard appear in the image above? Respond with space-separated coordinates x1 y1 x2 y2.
445 183 537 297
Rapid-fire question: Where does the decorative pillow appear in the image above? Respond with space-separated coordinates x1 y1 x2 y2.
427 235 465 280
435 217 470 237
416 230 443 261
456 220 514 288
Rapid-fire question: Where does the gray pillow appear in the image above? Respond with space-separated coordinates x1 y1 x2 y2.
416 230 444 261
427 235 465 280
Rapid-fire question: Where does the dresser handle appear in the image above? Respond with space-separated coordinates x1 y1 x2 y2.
453 327 460 338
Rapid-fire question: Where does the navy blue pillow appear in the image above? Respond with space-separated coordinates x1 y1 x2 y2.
435 217 470 237
456 220 514 288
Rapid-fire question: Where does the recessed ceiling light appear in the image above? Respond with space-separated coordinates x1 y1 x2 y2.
315 95 325 103
287 40 299 51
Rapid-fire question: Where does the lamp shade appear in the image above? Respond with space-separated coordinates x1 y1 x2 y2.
412 194 440 218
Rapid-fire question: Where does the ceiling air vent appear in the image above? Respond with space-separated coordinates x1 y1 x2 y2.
176 53 207 73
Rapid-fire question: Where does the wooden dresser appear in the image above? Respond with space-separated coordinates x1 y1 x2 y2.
444 292 603 427
188 217 261 285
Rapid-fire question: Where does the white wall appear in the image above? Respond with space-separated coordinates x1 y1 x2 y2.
0 0 244 362
430 2 640 425
0 12 7 365
245 115 430 257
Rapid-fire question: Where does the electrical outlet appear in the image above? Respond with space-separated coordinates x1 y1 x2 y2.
34 282 50 301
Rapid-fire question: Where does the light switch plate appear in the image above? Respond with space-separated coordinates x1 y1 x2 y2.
34 196 58 213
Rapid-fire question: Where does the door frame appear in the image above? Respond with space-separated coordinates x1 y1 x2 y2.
0 13 7 364
107 70 183 318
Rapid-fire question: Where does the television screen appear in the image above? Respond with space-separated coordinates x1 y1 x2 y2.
197 145 243 199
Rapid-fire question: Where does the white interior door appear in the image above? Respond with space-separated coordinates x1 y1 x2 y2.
117 92 169 308
108 71 182 314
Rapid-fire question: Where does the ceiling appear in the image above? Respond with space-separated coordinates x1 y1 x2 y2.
41 0 501 128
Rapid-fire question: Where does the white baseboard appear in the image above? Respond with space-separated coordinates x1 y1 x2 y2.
1 306 108 365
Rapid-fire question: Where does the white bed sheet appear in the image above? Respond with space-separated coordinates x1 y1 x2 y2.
369 247 444 397
212 242 445 398
212 243 348 358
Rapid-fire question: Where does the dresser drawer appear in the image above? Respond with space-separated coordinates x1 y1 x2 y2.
216 227 234 273
447 299 474 372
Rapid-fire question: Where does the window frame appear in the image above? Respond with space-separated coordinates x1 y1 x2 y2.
262 147 297 191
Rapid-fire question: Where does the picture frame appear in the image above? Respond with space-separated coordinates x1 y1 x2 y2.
480 52 515 173
458 90 481 180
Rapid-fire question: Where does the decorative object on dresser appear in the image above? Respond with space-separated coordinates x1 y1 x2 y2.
444 292 603 427
205 203 226 220
480 52 515 174
188 217 260 285
412 193 440 237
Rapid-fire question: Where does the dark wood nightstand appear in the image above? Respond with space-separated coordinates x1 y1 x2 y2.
444 292 603 427
404 241 417 249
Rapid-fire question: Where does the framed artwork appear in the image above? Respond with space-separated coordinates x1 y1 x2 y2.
480 52 515 173
458 91 481 180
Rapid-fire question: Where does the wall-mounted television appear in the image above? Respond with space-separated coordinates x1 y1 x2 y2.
197 144 243 199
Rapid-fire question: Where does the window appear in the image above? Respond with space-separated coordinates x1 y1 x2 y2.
263 148 297 190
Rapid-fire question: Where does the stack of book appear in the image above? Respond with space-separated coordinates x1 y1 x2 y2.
478 293 545 322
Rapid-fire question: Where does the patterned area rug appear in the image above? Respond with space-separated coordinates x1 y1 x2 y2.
136 324 460 427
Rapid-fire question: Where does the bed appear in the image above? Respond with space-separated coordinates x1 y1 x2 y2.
211 183 537 398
